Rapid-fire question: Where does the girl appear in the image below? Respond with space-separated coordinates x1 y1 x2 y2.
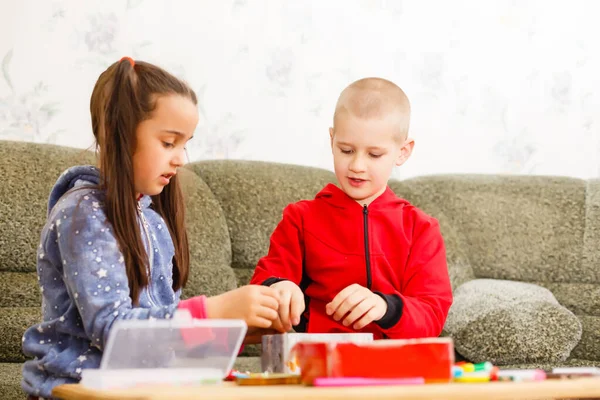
21 57 280 399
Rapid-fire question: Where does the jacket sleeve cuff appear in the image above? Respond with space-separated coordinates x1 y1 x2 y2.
374 292 404 329
178 295 208 319
261 277 288 286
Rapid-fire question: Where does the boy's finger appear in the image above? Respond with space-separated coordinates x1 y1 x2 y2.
326 284 360 315
271 316 287 333
343 297 374 327
353 308 379 330
278 290 292 328
333 291 366 321
290 288 305 326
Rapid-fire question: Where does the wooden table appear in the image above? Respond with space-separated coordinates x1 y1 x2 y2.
53 378 600 400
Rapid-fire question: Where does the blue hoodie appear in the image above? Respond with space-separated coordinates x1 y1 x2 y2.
22 165 182 398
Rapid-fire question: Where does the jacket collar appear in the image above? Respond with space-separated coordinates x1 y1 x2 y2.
315 183 405 211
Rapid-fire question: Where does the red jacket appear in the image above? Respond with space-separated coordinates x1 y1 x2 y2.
250 184 453 339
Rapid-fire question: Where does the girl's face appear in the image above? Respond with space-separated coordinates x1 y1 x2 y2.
133 94 198 197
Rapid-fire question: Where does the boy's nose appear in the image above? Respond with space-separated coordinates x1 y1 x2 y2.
349 156 366 173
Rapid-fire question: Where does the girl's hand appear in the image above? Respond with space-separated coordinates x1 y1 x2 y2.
206 285 280 328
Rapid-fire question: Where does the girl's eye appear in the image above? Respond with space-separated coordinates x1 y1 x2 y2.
370 154 382 158
341 149 352 154
163 142 175 148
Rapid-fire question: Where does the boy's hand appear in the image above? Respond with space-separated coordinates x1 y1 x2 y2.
270 280 305 332
205 285 279 328
326 284 387 330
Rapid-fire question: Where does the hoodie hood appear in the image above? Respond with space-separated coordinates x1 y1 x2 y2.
47 165 153 215
315 183 408 211
47 165 101 215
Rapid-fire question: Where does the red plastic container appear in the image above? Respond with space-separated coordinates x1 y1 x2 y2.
291 337 454 385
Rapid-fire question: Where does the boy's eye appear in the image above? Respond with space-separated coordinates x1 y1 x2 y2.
370 153 383 158
340 149 353 154
163 142 175 148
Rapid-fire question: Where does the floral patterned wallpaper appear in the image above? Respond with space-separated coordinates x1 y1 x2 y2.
1 0 599 180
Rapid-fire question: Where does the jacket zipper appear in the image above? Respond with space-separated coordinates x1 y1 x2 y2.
137 202 158 307
363 205 372 289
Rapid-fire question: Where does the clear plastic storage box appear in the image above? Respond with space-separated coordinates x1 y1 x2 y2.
80 311 246 389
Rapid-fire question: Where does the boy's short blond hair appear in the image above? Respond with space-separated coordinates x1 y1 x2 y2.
333 77 411 140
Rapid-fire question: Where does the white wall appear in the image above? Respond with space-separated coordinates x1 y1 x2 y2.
1 0 599 180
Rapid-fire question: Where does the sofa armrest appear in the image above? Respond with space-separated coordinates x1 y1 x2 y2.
443 279 582 365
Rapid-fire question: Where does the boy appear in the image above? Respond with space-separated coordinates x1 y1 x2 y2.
250 78 452 339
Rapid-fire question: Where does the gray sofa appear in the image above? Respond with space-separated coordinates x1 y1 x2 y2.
1 140 598 398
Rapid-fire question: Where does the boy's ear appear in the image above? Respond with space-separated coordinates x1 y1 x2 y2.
396 138 415 167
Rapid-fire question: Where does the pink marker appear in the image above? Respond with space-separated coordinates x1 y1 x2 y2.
496 369 546 382
313 377 425 387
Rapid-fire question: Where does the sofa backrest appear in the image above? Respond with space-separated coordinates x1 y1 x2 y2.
4 140 598 292
392 174 599 285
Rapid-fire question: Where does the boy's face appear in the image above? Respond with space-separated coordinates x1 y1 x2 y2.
330 113 413 206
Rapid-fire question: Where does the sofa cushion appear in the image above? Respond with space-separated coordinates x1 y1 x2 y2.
500 358 600 370
570 315 600 361
0 362 25 400
0 307 40 363
240 344 261 357
233 268 254 288
233 356 261 373
444 279 582 365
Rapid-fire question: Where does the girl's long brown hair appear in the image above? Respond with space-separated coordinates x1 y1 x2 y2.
89 59 196 304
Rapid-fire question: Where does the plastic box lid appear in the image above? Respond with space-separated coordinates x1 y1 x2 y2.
80 311 247 389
